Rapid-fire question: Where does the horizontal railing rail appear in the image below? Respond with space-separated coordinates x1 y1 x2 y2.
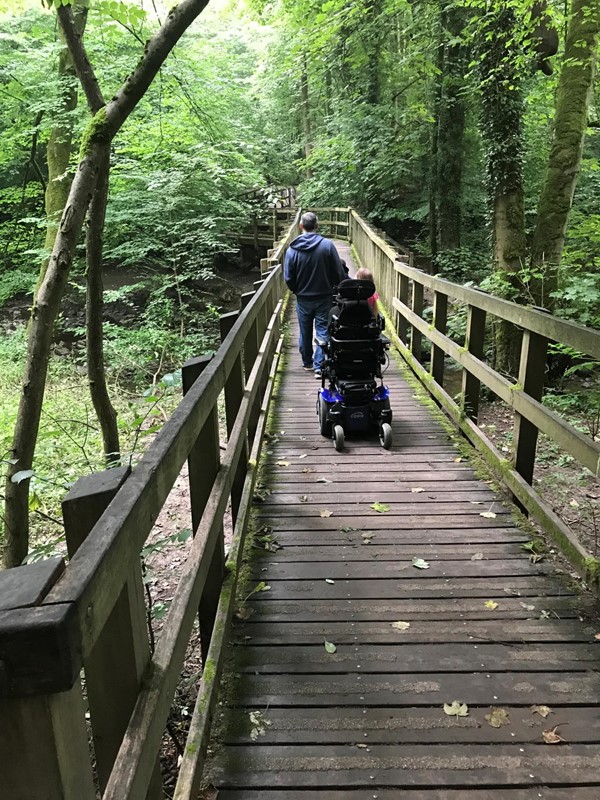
0 213 300 800
347 209 600 585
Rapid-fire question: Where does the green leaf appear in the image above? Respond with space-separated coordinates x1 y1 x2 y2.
443 700 469 717
324 639 337 654
370 502 390 513
412 557 429 570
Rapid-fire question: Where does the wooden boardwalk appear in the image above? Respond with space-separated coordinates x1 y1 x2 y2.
210 248 600 799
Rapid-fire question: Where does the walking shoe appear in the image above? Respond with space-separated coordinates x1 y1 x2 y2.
302 364 313 372
314 369 322 379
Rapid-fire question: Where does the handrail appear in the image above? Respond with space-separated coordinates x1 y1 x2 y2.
347 207 600 585
0 213 300 800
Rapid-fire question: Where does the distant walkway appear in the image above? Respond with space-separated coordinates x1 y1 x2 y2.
210 242 600 798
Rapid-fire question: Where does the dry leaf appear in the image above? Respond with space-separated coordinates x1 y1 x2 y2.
542 726 565 744
443 700 469 717
595 633 600 641
276 461 289 467
412 557 430 570
531 705 553 718
235 607 254 621
471 552 484 561
300 495 308 503
302 467 313 473
520 602 535 611
320 509 333 517
411 487 424 493
485 707 510 728
355 743 368 749
298 454 307 459
325 578 335 584
391 621 411 631
316 477 331 484
484 600 498 610
480 511 497 519
454 457 463 463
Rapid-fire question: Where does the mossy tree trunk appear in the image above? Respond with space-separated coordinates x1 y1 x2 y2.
438 5 466 252
530 0 600 307
2 0 210 568
429 33 444 262
38 1 88 293
479 5 527 376
300 53 313 179
86 144 120 465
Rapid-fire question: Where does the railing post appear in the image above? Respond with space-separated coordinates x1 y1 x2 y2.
220 311 246 523
410 279 424 362
182 354 225 663
431 290 448 386
513 329 548 486
461 305 487 422
62 467 163 798
0 562 96 800
241 290 261 444
396 263 409 343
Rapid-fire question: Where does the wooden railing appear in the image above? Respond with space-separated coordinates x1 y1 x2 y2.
0 210 301 800
347 209 600 585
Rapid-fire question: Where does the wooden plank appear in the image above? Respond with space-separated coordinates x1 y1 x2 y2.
252 543 531 561
225 704 600 744
236 619 590 645
0 558 64 612
236 642 596 673
256 516 516 530
219 790 600 800
256 490 496 505
231 671 600 706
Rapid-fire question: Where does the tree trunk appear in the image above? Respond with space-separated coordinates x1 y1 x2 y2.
86 145 120 465
300 54 313 179
479 6 527 377
2 0 210 568
438 6 466 251
429 38 444 262
530 0 600 306
37 3 88 294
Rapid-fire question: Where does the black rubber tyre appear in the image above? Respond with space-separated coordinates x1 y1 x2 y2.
318 396 331 437
379 422 392 450
333 425 345 452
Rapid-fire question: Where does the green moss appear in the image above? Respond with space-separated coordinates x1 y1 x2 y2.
79 106 109 160
584 557 600 585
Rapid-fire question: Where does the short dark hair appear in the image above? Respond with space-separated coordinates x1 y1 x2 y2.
301 211 318 231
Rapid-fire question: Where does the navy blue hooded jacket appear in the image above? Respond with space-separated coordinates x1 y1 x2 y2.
284 233 347 298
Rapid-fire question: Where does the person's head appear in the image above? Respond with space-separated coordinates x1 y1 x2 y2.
356 267 374 283
300 211 318 232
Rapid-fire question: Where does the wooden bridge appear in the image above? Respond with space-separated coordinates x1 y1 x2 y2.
1 209 600 799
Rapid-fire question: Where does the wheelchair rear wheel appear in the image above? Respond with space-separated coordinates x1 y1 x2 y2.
318 396 331 437
379 422 392 450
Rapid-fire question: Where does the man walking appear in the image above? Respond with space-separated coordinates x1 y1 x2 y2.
283 211 347 377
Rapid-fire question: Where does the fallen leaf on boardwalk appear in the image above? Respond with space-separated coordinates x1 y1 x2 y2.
412 557 430 570
471 552 484 561
469 501 483 505
520 602 535 611
530 553 544 563
543 726 565 744
235 607 254 621
249 710 271 740
540 610 551 619
569 499 580 508
391 621 411 631
300 495 308 503
276 461 289 467
302 467 313 473
443 701 469 717
355 743 368 749
595 633 600 641
485 707 510 728
480 511 497 519
484 600 498 610
531 705 553 718
504 587 521 596
317 477 332 483
325 578 335 584
324 640 337 654
411 487 424 493
341 526 361 532
454 457 463 463
371 502 390 513
320 509 333 517
245 581 271 600
298 454 307 459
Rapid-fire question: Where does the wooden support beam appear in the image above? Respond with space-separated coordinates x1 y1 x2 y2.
461 305 487 422
513 330 548 486
410 281 424 362
220 311 246 522
182 355 225 663
397 264 409 343
431 290 448 386
62 468 163 798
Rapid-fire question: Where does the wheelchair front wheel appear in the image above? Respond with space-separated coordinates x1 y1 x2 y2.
379 422 392 450
333 425 345 452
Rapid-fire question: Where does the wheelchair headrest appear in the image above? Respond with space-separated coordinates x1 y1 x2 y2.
336 278 376 301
